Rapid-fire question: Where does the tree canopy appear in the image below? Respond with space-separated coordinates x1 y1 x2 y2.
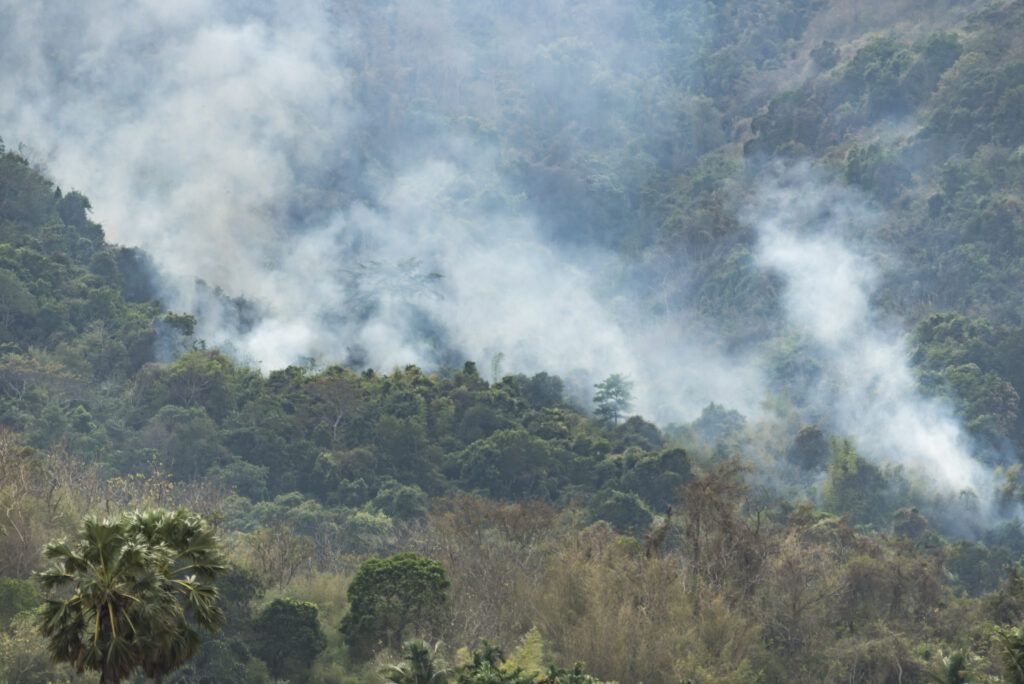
35 508 226 683
341 552 451 662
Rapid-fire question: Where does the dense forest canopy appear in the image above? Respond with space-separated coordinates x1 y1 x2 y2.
5 0 1024 681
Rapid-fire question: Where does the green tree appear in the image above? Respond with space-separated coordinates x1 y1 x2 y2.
164 350 236 422
0 267 37 336
373 480 430 520
381 640 452 684
822 438 887 525
165 636 271 684
456 641 534 684
691 402 745 444
538 663 604 684
0 610 76 684
587 490 653 536
455 428 557 499
996 626 1024 683
787 425 830 471
35 508 226 683
340 552 450 662
0 577 40 626
592 374 633 427
251 598 327 682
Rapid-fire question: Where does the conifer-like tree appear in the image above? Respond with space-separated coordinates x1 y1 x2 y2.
592 374 633 427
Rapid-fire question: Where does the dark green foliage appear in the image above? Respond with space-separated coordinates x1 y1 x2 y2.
924 51 1024 153
984 520 1024 559
456 641 533 684
986 565 1024 627
454 429 560 500
946 541 1013 597
787 425 830 471
519 372 564 410
810 40 840 70
457 405 512 444
0 148 160 392
35 509 227 683
823 439 887 526
911 313 997 372
382 639 607 684
838 37 910 107
251 598 327 681
164 350 237 422
618 448 693 511
588 489 653 536
381 640 452 684
163 312 196 337
340 553 450 662
996 626 1024 683
692 402 746 445
0 268 37 337
938 364 1019 443
166 636 268 684
611 416 663 452
537 663 603 684
844 143 912 201
0 152 55 233
215 564 265 624
933 651 970 684
892 507 928 542
747 87 824 157
373 480 430 520
140 405 226 480
207 458 269 500
0 577 40 626
910 313 1023 446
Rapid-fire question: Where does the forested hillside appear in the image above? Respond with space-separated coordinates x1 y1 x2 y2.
6 0 1024 682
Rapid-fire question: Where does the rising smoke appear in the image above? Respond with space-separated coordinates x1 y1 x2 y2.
0 0 1003 507
0 0 763 422
748 163 992 501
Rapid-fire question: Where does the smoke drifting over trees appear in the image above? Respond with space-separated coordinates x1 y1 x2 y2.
751 165 988 497
10 0 1024 680
0 0 766 422
1 0 1022 509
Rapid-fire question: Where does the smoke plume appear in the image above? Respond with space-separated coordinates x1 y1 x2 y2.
0 0 768 421
0 1 1002 506
749 164 991 497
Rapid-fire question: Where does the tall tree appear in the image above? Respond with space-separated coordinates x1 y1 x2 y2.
35 509 226 683
251 598 327 681
340 552 450 662
592 374 633 427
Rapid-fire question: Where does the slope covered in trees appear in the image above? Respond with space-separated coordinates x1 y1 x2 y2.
5 0 1024 681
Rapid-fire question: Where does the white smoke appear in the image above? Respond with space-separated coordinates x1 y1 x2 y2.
749 164 991 496
0 0 1010 513
0 0 760 422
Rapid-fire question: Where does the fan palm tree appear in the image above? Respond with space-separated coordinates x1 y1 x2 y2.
36 509 226 684
128 509 226 682
455 641 536 684
380 640 452 684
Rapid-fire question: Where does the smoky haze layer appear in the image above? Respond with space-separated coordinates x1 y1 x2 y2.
749 164 991 498
0 0 769 422
1 0 1011 517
